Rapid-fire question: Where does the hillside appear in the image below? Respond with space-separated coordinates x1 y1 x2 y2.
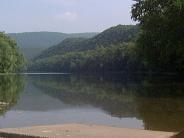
8 32 98 60
29 25 140 72
35 25 139 60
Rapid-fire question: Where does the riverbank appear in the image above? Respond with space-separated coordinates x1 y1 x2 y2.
0 124 175 138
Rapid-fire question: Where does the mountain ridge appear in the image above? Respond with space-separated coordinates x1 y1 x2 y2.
8 32 98 60
35 25 139 60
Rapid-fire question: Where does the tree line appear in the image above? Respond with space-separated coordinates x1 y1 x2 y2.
29 43 141 72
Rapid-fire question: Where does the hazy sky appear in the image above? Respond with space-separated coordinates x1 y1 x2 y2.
0 0 135 33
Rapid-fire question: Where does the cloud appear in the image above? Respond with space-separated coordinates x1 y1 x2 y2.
55 11 79 21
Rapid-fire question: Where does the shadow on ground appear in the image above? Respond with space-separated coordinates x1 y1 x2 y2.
0 132 46 138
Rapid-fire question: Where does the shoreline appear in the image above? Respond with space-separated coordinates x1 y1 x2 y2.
0 123 176 138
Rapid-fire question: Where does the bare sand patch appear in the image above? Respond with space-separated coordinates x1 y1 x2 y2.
0 124 175 138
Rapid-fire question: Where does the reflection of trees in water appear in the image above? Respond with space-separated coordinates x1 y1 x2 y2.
31 75 139 118
136 98 184 132
0 75 25 115
135 76 184 132
31 74 184 132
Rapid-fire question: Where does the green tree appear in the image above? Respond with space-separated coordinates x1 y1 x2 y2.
132 0 184 72
0 32 25 73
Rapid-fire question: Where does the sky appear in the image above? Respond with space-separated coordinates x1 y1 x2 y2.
0 0 135 33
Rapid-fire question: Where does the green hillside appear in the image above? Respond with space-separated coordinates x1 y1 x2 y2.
35 25 139 60
29 25 140 72
8 32 98 60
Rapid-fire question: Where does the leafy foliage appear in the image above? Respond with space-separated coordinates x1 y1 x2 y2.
132 0 184 72
0 32 25 73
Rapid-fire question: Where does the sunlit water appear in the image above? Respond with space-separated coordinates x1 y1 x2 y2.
0 74 184 132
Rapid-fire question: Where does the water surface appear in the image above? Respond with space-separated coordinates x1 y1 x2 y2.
0 74 184 132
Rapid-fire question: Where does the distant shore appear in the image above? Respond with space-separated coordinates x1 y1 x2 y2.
0 124 175 138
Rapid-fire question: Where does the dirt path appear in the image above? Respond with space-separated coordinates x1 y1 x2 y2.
0 124 175 138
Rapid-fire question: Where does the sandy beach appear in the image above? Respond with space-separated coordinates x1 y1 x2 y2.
0 124 175 138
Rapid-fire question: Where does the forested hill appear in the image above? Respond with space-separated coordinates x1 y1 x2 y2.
29 25 140 72
8 32 98 60
35 25 139 60
30 0 184 73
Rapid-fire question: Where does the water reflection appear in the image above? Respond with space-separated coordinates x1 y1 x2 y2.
0 75 25 115
30 74 184 132
0 74 184 132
